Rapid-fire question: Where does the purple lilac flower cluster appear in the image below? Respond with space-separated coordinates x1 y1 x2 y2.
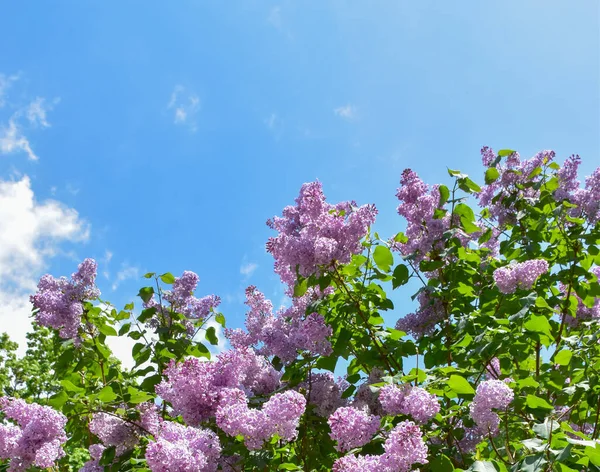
30 258 100 340
301 372 349 417
393 169 450 262
328 406 381 452
493 259 549 294
395 291 445 339
226 286 332 363
350 368 385 415
332 420 428 472
378 384 440 423
145 421 221 472
561 267 600 326
266 181 377 289
156 348 281 426
216 388 306 450
469 380 514 436
78 444 106 472
163 271 221 319
478 147 555 226
89 412 140 456
0 397 67 471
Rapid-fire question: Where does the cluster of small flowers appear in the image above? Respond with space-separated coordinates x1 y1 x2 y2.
378 384 440 423
393 169 450 262
216 388 306 450
144 271 221 334
478 147 555 226
30 258 100 340
469 380 514 436
226 286 332 363
555 155 600 223
155 348 280 426
266 181 377 289
0 397 67 471
145 421 221 472
301 372 349 417
328 406 381 452
78 444 106 472
88 412 140 456
333 420 428 472
561 267 600 326
350 368 385 416
493 259 549 294
395 291 445 339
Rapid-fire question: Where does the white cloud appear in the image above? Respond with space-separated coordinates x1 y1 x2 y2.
167 85 200 131
240 262 258 277
26 97 58 128
0 73 19 108
0 119 38 160
0 176 89 354
112 263 140 291
334 104 358 120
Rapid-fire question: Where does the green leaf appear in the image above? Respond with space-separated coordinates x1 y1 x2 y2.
373 246 394 272
468 461 497 472
454 203 476 222
554 349 573 366
100 446 116 466
60 379 84 393
47 391 69 409
485 167 500 184
160 272 176 284
447 375 475 395
206 326 219 345
97 323 118 337
98 386 118 402
278 464 301 471
498 149 516 157
127 387 153 404
293 278 308 298
524 315 552 338
439 185 450 206
392 264 409 289
526 394 554 410
119 323 131 336
316 355 337 372
140 374 162 392
429 454 455 471
138 287 155 303
143 272 155 279
215 313 226 327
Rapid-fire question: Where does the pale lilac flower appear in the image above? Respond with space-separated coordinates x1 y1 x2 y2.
328 407 380 452
378 384 440 423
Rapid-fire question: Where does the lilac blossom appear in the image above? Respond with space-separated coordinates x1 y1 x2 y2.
156 348 281 425
0 397 67 471
395 291 445 339
378 384 440 423
493 260 549 294
328 407 380 452
226 286 333 363
30 258 100 340
301 372 349 417
145 422 221 472
469 380 514 436
332 421 428 472
266 181 377 289
78 444 106 472
89 412 140 456
216 388 306 450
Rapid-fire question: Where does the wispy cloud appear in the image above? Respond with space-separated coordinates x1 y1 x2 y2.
240 262 258 277
268 6 282 30
0 119 38 160
0 176 89 354
112 263 140 291
0 73 19 107
168 85 200 131
0 75 59 161
26 97 58 128
334 104 358 121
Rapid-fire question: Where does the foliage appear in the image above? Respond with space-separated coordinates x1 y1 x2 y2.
0 147 599 471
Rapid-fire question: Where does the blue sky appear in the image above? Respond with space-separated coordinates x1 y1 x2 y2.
0 1 598 360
